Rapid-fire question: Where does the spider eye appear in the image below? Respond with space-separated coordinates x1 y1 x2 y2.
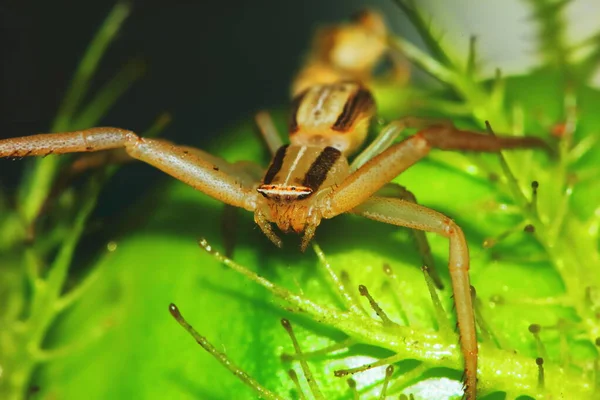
257 185 313 201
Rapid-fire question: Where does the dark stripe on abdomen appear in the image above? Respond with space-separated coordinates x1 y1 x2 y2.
332 87 375 132
302 146 342 191
289 90 308 134
262 145 289 184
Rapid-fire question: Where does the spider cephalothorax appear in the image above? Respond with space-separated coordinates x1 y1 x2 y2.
254 143 346 245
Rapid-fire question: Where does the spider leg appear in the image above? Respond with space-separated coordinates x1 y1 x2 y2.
323 121 549 218
350 117 453 171
69 148 132 173
350 117 455 171
350 196 477 400
377 183 442 289
255 111 284 156
0 128 257 211
61 137 263 257
218 160 265 257
68 140 252 176
215 111 281 257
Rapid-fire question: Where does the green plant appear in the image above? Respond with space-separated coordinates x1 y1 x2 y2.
1 1 599 399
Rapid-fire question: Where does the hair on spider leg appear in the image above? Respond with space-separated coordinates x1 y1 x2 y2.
4 148 32 161
528 323 549 361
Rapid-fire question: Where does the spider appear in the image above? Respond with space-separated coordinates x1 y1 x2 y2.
0 11 549 400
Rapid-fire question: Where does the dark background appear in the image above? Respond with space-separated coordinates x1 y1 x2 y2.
0 0 418 201
1 0 416 142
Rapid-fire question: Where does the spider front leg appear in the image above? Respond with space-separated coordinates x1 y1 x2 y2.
350 117 454 171
377 183 442 289
350 117 549 172
71 140 261 187
350 196 476 398
325 120 549 216
44 133 262 257
0 128 258 211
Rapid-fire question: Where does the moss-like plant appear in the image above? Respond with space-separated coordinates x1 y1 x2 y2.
1 1 599 399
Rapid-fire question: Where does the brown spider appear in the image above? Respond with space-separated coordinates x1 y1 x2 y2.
0 11 549 399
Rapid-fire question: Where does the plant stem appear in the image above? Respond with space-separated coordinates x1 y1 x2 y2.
1 177 100 399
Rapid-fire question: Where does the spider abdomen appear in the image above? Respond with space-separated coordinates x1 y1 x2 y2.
288 82 375 155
